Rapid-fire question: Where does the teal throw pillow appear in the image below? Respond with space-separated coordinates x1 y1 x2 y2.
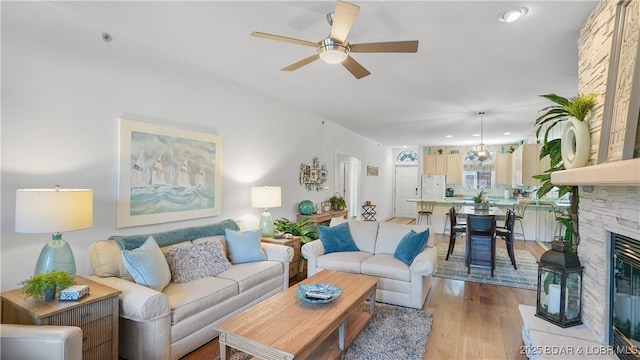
394 228 430 265
224 228 267 264
121 236 171 291
317 222 359 254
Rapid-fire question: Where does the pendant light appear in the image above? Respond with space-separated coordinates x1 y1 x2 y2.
465 112 492 162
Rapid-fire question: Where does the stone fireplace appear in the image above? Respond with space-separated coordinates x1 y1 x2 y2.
580 183 640 346
552 159 640 349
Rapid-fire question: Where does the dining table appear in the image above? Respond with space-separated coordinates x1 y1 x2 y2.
458 205 505 218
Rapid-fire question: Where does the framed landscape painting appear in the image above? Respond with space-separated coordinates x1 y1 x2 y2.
117 119 223 228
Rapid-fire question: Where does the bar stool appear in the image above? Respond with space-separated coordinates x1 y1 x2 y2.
443 202 465 234
417 201 435 225
513 203 527 241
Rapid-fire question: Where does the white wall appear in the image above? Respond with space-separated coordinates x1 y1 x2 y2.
0 2 393 290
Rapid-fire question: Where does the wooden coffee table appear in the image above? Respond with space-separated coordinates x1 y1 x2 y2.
216 270 378 360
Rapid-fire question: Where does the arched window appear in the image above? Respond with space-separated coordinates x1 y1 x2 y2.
396 150 418 162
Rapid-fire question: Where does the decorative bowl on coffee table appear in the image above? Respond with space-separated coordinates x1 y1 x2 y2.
296 283 342 304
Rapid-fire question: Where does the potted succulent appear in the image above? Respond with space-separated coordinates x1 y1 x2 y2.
533 93 596 251
274 217 317 243
329 193 347 211
22 270 75 301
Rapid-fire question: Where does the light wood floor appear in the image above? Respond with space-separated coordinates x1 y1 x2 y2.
181 233 546 360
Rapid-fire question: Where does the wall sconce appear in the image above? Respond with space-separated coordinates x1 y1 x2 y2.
15 186 93 276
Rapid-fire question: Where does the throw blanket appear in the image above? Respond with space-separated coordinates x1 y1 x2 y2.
109 219 240 250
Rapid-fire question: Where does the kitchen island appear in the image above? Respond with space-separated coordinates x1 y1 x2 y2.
408 197 569 242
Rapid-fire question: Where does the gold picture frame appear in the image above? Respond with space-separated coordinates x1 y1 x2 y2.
367 166 379 176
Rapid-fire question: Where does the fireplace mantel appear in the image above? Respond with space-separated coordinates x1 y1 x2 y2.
551 158 640 186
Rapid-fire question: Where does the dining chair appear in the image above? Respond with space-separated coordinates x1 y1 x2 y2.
465 214 496 277
512 203 527 241
416 201 436 225
496 209 517 270
443 202 466 234
445 206 467 260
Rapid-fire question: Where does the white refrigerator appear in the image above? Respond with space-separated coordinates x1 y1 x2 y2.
421 175 446 200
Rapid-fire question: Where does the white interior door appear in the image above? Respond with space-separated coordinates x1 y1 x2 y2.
336 154 361 219
394 165 418 218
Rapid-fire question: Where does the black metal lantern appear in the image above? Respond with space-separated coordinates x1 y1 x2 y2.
536 240 583 328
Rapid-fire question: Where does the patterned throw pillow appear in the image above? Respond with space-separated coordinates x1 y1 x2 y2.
164 240 232 283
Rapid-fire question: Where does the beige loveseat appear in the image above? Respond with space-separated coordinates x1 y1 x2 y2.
0 324 83 360
88 219 293 360
301 219 437 309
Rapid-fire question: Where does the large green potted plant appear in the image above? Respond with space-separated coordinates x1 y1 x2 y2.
533 93 596 250
273 217 317 243
22 270 75 301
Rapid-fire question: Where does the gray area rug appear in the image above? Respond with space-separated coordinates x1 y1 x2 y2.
433 242 538 290
217 303 432 360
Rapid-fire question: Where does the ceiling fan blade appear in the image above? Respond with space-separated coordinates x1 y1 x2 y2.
342 56 371 79
251 31 318 48
282 54 320 71
329 1 360 43
350 40 419 53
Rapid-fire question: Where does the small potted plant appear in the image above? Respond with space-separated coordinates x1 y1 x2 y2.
22 270 75 301
473 189 489 211
329 193 347 211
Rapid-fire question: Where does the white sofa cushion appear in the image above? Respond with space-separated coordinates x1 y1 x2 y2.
375 222 429 255
89 240 133 280
345 220 379 253
216 261 283 292
163 277 237 325
316 251 372 273
361 254 411 282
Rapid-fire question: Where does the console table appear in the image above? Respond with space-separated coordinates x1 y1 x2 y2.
297 210 349 226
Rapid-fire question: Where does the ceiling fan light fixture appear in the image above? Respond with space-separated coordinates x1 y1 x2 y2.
318 39 349 64
498 7 528 23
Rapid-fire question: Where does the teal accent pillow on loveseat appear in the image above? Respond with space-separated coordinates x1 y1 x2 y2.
317 222 359 254
394 228 430 265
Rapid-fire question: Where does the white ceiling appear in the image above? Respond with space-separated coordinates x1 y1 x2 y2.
53 0 597 147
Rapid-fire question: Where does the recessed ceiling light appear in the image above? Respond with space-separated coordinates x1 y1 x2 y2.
498 7 528 23
472 133 480 137
504 132 511 135
445 135 453 138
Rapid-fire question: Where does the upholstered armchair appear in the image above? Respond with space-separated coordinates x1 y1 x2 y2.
0 324 83 360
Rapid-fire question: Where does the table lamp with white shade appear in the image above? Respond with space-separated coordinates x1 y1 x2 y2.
15 186 93 276
251 186 281 237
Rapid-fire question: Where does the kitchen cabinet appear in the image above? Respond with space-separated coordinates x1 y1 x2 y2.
445 154 462 184
512 143 549 187
423 154 446 175
494 153 512 185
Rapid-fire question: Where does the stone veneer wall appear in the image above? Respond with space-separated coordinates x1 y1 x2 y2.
579 186 640 343
577 0 640 344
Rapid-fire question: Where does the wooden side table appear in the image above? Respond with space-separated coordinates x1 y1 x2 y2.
262 236 301 279
296 210 349 226
1 276 121 360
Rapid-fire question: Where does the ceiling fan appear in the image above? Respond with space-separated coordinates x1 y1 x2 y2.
251 0 419 79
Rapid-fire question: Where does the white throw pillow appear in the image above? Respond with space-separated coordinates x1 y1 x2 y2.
121 236 171 291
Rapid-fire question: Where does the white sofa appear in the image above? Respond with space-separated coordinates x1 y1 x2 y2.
301 219 437 309
88 219 293 360
0 324 83 360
